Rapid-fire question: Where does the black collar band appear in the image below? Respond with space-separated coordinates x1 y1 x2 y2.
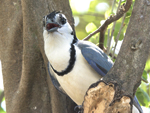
50 40 76 76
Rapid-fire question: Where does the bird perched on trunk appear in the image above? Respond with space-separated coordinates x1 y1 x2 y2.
43 11 143 113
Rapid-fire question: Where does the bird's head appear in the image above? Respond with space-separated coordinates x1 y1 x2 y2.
43 11 77 45
43 11 65 32
43 11 74 35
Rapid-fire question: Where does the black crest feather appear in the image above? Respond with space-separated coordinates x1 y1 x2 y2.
47 11 61 19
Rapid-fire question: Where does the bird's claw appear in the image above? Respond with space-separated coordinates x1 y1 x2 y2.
74 105 83 113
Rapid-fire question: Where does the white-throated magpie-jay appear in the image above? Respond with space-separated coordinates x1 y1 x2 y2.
43 11 143 113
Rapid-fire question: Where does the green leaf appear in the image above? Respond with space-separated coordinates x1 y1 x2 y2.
0 107 6 113
136 87 150 107
82 15 96 23
145 58 150 71
142 70 148 83
89 35 99 45
76 30 87 40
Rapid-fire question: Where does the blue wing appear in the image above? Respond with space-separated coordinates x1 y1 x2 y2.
77 40 113 77
133 96 143 113
77 40 143 113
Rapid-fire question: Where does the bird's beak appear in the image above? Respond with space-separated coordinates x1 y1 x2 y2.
46 20 60 32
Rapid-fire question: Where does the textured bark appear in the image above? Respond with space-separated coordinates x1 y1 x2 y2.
83 0 150 112
103 0 150 98
83 82 131 113
0 0 76 113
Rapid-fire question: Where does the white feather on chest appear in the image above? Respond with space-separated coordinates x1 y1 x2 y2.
55 47 101 105
43 30 73 72
43 30 101 105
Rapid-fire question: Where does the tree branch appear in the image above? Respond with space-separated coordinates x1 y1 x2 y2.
103 0 150 98
83 0 132 41
82 0 150 112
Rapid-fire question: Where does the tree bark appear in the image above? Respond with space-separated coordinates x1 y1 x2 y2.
0 0 76 113
83 0 150 112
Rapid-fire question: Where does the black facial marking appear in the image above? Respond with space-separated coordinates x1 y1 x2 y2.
47 11 60 19
59 14 66 25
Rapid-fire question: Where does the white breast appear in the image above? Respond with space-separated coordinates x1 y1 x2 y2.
43 30 72 71
53 46 101 105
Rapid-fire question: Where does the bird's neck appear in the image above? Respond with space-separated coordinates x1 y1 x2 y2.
44 31 77 75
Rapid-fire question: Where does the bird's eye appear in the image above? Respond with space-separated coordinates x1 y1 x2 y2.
59 14 66 25
61 17 66 25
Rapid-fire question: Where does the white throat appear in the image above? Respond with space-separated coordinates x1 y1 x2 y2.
43 30 74 72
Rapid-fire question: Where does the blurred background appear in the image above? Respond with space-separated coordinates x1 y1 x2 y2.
0 0 150 112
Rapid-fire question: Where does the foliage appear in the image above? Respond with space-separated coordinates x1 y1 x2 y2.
70 0 150 109
0 90 5 113
0 106 5 113
0 0 149 112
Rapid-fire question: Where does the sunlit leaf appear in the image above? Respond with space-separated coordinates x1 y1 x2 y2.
85 22 97 33
0 107 6 113
95 3 109 12
140 81 148 93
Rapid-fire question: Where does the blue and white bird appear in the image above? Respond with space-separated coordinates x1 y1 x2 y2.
43 11 143 113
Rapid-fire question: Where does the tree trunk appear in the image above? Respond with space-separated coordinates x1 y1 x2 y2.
83 0 150 112
0 0 76 113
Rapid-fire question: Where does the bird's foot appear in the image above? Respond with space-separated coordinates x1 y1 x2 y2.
74 105 83 113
